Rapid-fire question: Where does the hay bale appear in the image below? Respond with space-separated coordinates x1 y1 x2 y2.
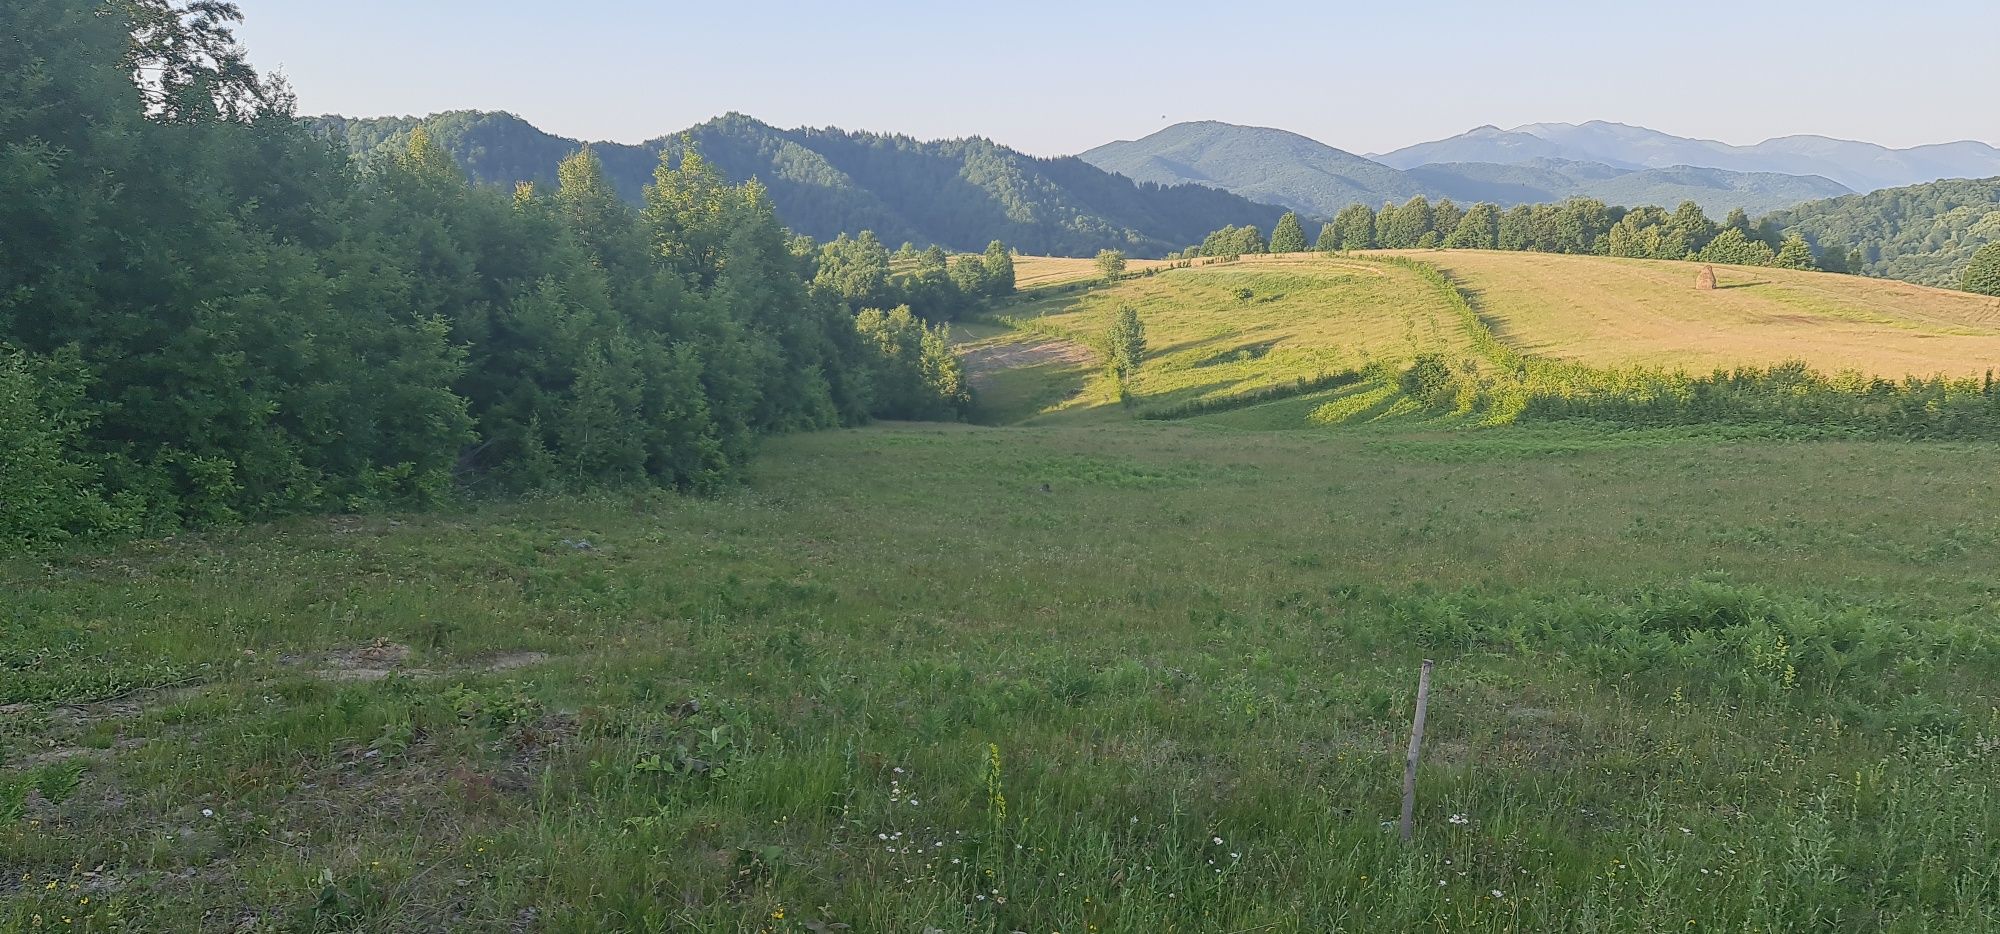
1695 265 1718 290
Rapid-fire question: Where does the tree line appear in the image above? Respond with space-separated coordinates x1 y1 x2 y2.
1182 199 1867 274
1 0 995 551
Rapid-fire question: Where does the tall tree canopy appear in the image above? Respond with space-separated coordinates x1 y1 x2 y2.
1964 242 2000 296
0 0 970 547
1269 212 1308 253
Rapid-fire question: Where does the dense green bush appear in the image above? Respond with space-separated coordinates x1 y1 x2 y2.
0 347 139 550
854 307 968 420
1399 353 1460 407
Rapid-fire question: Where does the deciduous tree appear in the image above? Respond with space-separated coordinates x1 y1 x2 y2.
1269 212 1307 253
1095 249 1128 281
1964 242 2000 296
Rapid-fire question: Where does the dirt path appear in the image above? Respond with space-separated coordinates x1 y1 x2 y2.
958 335 1095 389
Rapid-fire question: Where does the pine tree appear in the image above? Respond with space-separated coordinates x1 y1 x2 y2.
1963 242 2000 296
1315 222 1340 252
1269 212 1307 253
1773 233 1816 270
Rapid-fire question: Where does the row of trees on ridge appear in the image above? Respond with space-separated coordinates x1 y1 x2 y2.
1185 199 1871 273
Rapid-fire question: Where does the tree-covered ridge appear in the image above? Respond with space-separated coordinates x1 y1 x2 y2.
1078 121 1423 217
309 112 1290 259
1758 177 2000 287
0 1 978 551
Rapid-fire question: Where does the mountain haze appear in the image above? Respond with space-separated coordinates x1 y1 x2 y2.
311 111 1289 258
1082 122 1850 217
1378 121 2000 191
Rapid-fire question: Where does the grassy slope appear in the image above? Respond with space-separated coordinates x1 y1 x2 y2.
1405 250 2000 378
949 321 1096 426
995 255 1476 423
6 424 1999 931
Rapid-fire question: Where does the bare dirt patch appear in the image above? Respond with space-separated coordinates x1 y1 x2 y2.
479 652 552 672
300 642 555 682
959 337 1095 389
319 638 429 681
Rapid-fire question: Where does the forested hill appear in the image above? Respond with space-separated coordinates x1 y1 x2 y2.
310 111 1289 258
1764 177 2000 287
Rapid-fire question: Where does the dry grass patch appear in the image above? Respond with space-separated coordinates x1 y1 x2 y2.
1398 249 2000 377
1008 254 1176 290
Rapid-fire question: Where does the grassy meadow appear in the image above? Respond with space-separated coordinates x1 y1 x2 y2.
8 252 2000 932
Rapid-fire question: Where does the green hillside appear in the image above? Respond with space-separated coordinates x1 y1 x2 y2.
1079 121 1421 216
310 111 1288 257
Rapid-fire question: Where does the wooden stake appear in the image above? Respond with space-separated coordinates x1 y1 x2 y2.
1399 659 1435 843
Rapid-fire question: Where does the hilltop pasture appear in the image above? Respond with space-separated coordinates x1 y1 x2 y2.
982 251 2000 430
1411 250 2000 378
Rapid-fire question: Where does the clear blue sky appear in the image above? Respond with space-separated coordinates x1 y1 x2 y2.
237 0 1999 156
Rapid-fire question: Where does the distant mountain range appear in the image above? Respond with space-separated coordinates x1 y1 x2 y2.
1082 122 1855 217
1371 121 2000 193
310 111 1287 258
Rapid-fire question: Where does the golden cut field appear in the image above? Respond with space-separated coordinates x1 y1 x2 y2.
1404 250 2000 378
